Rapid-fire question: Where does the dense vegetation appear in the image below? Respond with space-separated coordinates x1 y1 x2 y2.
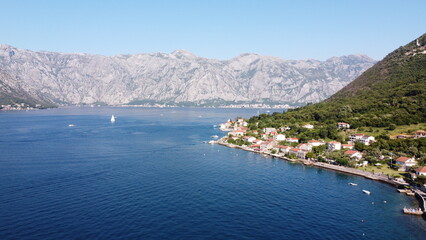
246 34 426 168
249 34 426 129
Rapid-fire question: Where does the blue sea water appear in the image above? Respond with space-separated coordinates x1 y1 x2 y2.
0 107 425 240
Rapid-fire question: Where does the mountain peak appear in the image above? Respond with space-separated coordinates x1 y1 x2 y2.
171 50 197 59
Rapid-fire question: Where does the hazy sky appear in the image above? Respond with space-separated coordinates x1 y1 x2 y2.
1 0 425 60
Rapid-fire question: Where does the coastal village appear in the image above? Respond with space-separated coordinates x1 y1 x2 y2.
216 117 426 216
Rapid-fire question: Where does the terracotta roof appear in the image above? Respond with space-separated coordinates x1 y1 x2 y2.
344 150 359 155
416 130 426 134
416 166 426 173
342 144 353 147
308 140 320 143
328 141 341 144
396 156 412 162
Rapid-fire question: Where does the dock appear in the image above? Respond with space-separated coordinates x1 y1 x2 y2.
403 207 423 215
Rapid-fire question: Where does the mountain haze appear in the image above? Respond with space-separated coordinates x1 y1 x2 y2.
0 45 375 107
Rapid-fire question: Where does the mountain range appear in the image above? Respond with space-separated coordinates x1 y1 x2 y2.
0 44 375 107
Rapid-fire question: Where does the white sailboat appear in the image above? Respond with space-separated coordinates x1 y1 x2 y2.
111 115 116 123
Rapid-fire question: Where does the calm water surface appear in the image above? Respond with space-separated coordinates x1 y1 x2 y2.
0 107 425 239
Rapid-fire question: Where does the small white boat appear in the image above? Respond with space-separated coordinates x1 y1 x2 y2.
68 124 75 127
362 190 371 195
111 115 116 123
349 182 358 186
211 135 219 139
208 140 216 144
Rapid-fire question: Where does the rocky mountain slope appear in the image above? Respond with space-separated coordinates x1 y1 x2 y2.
0 45 375 106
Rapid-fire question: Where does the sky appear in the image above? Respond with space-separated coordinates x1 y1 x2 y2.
1 0 425 61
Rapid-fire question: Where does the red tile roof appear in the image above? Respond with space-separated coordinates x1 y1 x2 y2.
396 156 412 162
416 166 426 173
344 150 359 155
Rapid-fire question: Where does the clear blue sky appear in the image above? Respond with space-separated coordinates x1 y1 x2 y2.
1 0 425 60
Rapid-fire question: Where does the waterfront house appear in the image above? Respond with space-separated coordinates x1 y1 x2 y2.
286 138 299 143
277 145 291 154
253 139 263 145
342 144 353 149
243 136 256 143
415 130 426 138
274 134 286 141
297 143 312 152
302 124 314 129
395 156 417 171
289 148 306 158
250 144 261 151
263 128 277 134
228 130 245 137
327 141 342 151
307 140 325 147
337 122 350 129
260 141 274 151
344 150 362 160
415 166 426 176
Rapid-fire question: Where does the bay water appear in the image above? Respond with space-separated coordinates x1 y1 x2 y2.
0 107 425 239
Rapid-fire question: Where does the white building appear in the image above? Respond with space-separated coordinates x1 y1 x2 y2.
360 135 375 145
263 128 277 134
337 122 350 129
274 134 286 141
415 166 426 176
286 138 299 143
344 150 362 160
307 140 325 147
395 156 417 171
328 141 342 151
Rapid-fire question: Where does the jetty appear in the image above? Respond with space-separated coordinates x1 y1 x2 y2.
403 207 423 215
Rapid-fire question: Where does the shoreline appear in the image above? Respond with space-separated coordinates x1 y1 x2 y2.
216 138 426 217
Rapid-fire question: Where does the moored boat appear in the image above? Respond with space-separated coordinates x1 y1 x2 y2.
349 182 358 186
362 190 371 195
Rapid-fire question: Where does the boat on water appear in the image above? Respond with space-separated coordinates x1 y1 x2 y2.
362 190 371 195
68 124 75 127
111 115 116 123
403 207 423 215
208 140 217 144
211 135 219 139
406 191 415 196
348 182 358 186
